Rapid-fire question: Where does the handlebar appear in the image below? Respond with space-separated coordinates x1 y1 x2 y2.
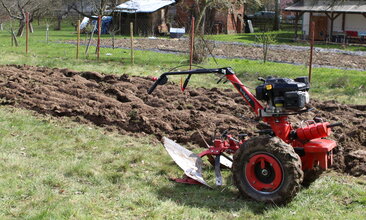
147 67 233 94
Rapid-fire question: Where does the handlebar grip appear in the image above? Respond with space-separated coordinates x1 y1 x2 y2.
147 80 159 94
327 122 343 128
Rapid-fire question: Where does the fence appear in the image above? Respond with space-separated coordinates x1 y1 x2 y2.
1 16 366 75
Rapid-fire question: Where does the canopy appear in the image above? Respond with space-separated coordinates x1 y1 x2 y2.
285 1 366 14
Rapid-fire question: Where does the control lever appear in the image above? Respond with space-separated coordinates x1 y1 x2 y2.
217 75 226 84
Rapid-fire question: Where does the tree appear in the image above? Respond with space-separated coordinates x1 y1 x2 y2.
273 0 280 30
0 5 8 30
0 0 50 36
71 0 120 19
51 0 76 30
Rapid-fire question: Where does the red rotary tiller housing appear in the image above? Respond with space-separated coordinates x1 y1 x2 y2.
148 67 342 204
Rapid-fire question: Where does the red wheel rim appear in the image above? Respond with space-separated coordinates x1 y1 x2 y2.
245 153 283 193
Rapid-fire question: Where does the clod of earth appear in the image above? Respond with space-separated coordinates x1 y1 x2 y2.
0 65 365 176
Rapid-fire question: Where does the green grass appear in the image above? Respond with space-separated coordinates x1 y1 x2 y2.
0 106 365 219
0 21 365 105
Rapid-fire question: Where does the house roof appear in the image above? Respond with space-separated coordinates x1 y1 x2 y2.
285 1 366 13
115 0 175 13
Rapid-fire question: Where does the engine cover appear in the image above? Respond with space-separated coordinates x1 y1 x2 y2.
256 76 310 111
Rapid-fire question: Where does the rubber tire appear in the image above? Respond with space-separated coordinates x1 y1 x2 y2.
232 135 304 204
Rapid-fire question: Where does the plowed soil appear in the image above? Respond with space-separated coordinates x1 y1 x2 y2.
0 65 365 176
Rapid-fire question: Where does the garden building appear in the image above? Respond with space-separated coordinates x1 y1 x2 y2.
285 0 366 42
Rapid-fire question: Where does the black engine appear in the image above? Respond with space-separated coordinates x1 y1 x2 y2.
256 76 310 112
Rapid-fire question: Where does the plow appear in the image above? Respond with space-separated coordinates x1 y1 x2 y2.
148 67 342 204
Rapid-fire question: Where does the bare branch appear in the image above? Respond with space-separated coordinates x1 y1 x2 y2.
0 0 22 20
71 4 98 20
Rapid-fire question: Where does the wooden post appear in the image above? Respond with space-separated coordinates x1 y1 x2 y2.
46 23 49 44
130 22 134 65
85 24 96 56
309 21 315 83
309 12 313 40
294 12 299 40
330 12 334 41
328 13 341 42
189 16 195 70
11 29 14 46
342 13 346 44
26 12 29 54
97 16 101 60
76 20 80 59
0 23 3 31
10 27 18 47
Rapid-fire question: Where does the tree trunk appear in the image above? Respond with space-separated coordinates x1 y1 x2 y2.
273 0 280 31
55 16 62 31
195 4 209 35
17 21 25 37
112 33 115 49
30 22 34 33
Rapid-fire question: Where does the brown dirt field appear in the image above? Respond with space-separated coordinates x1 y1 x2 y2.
69 38 366 70
0 65 365 176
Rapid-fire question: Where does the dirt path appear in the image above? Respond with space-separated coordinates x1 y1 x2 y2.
66 38 366 70
0 65 365 176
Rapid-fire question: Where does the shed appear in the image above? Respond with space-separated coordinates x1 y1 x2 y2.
112 0 176 36
285 0 366 41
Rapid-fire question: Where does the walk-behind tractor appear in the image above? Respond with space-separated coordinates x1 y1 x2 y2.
148 67 342 204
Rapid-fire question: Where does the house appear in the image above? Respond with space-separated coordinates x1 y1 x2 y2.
112 0 176 36
174 0 245 34
285 0 366 41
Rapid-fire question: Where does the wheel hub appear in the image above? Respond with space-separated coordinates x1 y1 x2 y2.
245 153 283 192
261 169 269 176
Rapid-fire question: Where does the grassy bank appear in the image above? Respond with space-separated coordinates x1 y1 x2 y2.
0 22 365 105
0 106 365 219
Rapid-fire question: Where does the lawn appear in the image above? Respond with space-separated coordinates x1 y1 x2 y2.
0 106 365 219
